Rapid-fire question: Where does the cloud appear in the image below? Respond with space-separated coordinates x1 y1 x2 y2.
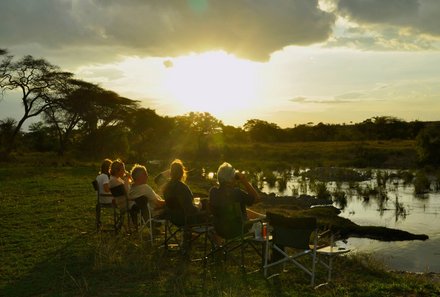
327 26 436 51
337 0 419 25
289 96 352 104
163 60 174 68
336 0 440 37
334 92 366 100
0 0 335 63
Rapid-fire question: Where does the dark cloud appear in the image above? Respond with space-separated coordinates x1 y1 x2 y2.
337 0 419 24
0 0 335 63
336 0 440 37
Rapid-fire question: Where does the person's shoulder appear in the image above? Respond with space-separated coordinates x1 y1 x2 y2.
108 176 122 187
162 180 174 192
209 186 220 194
177 180 189 189
96 173 107 180
143 184 156 194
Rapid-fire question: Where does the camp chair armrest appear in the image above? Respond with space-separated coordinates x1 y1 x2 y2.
318 229 332 238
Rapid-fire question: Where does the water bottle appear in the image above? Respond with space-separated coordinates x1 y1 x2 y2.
254 222 262 239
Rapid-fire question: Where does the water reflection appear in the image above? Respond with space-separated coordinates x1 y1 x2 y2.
257 168 440 273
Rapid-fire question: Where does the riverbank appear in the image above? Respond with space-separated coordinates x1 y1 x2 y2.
1 157 439 296
253 193 429 242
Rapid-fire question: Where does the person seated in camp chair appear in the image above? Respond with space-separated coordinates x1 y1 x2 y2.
162 159 207 226
108 159 136 224
162 159 210 253
129 164 165 221
95 158 114 229
96 158 113 203
209 162 264 240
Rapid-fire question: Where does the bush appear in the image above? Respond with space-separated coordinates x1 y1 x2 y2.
416 125 440 167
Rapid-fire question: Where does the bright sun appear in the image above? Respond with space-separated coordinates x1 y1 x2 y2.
163 51 261 117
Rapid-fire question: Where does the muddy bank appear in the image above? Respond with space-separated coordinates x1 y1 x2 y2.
256 193 429 242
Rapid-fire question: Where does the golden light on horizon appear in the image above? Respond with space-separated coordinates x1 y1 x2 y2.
163 51 262 117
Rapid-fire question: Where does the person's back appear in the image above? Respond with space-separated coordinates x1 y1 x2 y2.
129 164 165 218
209 185 245 238
162 159 202 226
163 178 199 225
96 158 113 204
209 162 262 238
108 159 133 210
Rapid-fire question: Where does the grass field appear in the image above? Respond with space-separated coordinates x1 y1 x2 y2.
1 154 439 297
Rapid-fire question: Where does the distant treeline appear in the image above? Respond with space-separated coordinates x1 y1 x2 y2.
1 49 439 166
241 117 429 142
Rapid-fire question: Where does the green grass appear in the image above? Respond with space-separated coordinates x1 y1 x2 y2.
1 160 439 297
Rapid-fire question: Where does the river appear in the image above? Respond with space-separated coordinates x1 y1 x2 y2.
260 169 440 273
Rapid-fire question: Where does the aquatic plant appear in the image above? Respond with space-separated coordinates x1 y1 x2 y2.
414 171 431 194
333 189 348 210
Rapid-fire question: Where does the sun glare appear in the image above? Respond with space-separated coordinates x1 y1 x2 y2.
163 51 261 117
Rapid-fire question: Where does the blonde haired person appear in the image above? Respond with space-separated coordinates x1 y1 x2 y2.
162 159 206 226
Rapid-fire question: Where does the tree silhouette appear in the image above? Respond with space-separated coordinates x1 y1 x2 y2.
43 79 97 155
124 107 174 159
172 112 223 158
0 54 73 155
416 124 440 166
243 119 281 142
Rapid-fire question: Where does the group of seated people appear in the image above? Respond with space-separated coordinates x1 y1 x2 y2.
95 157 264 242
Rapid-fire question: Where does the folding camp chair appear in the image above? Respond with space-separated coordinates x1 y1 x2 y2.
263 212 350 287
131 195 167 243
204 202 263 270
92 180 121 233
163 208 213 261
109 183 134 233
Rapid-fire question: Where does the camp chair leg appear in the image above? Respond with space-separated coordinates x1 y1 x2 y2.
96 203 101 231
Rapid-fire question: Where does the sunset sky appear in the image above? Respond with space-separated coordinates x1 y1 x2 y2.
1 0 440 128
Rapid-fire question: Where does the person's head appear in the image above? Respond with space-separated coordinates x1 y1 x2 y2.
110 159 125 177
217 162 237 185
100 158 112 176
131 164 148 184
170 159 186 182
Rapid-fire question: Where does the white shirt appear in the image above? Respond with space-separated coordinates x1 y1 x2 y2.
129 184 163 212
96 173 112 203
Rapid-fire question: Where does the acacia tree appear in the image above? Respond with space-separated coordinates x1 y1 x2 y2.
124 107 174 159
43 79 95 155
0 54 73 154
43 78 139 157
0 49 10 85
75 88 139 159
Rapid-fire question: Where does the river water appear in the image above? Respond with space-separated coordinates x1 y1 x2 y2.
260 169 440 273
